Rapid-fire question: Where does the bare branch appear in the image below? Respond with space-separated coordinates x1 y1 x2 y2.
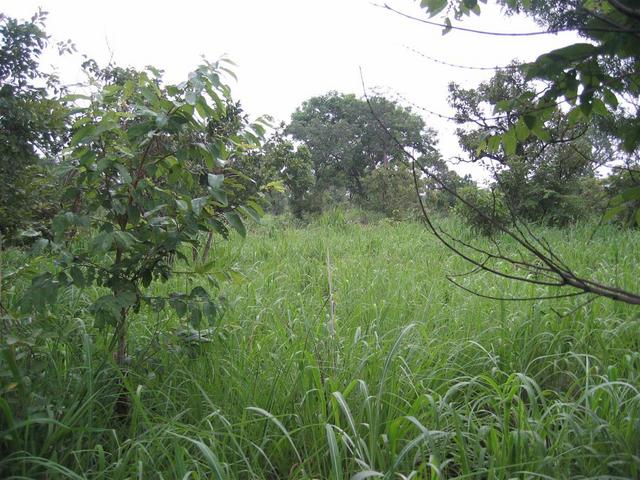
359 69 640 306
379 3 640 36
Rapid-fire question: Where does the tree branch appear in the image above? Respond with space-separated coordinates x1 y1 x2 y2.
360 69 640 306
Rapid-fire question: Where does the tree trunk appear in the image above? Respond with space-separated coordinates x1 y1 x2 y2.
201 231 214 261
116 308 127 367
114 307 130 418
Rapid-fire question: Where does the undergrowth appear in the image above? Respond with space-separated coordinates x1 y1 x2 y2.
1 216 639 478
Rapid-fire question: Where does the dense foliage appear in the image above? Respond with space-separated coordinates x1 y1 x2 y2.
1 13 268 421
233 128 314 218
419 0 640 225
449 67 607 225
0 11 70 243
2 217 640 478
25 61 266 369
1 4 640 479
286 91 468 218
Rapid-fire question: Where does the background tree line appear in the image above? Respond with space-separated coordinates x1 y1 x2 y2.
2 12 639 249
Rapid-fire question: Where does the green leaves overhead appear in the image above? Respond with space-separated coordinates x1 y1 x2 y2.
501 127 517 156
530 43 600 73
207 173 224 189
422 0 447 17
418 0 640 158
191 196 209 216
420 0 484 21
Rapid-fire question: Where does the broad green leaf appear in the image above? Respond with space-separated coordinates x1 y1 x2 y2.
210 188 228 206
515 119 529 142
69 266 85 287
115 164 132 184
91 232 114 253
175 199 189 211
591 98 610 116
62 93 91 102
494 100 512 113
191 196 209 216
185 90 197 105
238 205 262 223
502 128 517 156
602 89 618 109
247 200 265 216
422 0 447 17
115 291 137 308
547 43 599 62
523 114 537 129
531 124 550 142
487 135 501 153
90 295 122 328
224 211 246 238
113 231 138 250
190 307 202 328
567 107 584 125
207 173 224 189
621 186 640 202
70 124 97 146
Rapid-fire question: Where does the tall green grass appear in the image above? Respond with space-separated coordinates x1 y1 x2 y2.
1 215 639 478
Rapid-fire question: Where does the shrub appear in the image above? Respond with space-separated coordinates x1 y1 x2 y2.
454 185 510 236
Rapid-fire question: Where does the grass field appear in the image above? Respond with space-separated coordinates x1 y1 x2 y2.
2 212 640 478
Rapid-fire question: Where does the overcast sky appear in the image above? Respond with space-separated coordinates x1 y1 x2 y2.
3 0 580 178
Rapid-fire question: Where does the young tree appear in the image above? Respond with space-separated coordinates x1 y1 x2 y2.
20 60 266 372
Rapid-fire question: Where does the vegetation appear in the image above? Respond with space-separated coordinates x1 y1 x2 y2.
2 2 640 478
0 11 71 243
449 67 606 226
36 60 267 373
2 217 640 478
420 0 640 224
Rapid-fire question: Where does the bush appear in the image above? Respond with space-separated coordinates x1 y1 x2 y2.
454 185 510 236
360 165 422 220
603 166 640 227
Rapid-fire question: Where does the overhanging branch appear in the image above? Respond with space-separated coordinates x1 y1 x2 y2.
360 69 640 306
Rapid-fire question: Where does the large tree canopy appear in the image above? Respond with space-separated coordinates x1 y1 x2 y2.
0 11 70 242
287 92 438 200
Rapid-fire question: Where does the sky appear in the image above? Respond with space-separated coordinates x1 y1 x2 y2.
3 0 581 179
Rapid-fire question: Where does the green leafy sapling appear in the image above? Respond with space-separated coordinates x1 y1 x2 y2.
20 60 266 368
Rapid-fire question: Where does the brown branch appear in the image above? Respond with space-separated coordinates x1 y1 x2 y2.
379 3 640 36
447 277 587 302
607 0 640 22
360 69 640 306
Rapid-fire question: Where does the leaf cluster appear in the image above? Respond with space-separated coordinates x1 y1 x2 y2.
20 61 264 336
